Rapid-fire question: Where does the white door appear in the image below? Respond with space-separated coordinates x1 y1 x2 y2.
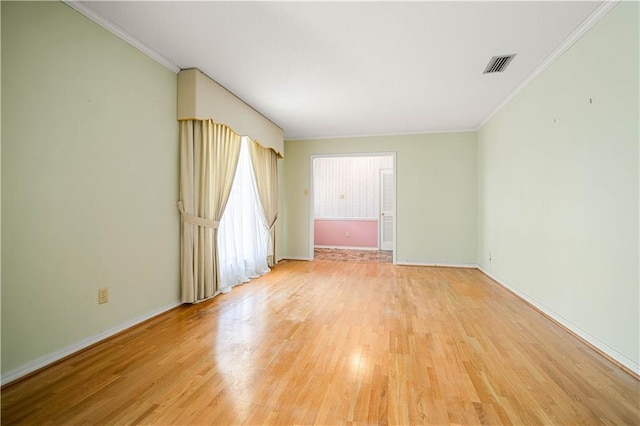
379 169 394 251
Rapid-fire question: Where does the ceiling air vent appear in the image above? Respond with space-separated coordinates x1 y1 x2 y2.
483 54 516 74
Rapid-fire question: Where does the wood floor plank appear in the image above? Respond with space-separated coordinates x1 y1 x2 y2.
2 260 638 425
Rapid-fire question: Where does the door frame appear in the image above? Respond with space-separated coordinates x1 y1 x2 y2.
308 152 397 264
379 168 394 251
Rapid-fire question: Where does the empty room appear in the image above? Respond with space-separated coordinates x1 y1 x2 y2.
1 1 638 424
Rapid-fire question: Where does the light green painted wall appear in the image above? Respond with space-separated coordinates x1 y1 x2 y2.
478 2 639 371
0 1 3 367
1 2 179 374
283 133 477 265
276 157 286 261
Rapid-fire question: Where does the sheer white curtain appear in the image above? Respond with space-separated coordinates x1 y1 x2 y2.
217 138 270 292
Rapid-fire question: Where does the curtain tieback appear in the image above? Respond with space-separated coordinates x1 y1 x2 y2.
176 201 219 229
268 214 278 230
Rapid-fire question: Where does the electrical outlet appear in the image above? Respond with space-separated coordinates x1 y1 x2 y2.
345 231 350 237
98 287 109 304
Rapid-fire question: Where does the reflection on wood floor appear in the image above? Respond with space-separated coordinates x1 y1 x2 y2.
314 247 392 263
2 260 638 424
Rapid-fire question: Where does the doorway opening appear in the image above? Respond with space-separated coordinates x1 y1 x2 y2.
309 153 396 263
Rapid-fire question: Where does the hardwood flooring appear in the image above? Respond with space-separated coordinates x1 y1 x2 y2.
2 260 638 425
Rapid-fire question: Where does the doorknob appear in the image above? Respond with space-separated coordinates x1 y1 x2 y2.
381 212 385 217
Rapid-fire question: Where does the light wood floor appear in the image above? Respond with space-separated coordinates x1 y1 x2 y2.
2 260 638 425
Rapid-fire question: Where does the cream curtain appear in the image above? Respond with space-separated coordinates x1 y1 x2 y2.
249 140 279 267
178 120 241 303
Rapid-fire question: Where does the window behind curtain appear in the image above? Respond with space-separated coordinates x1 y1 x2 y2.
217 138 270 292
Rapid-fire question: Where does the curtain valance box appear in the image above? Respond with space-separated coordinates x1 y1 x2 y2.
177 68 284 157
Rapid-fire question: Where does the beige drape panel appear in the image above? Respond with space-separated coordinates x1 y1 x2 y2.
178 120 241 303
249 140 279 267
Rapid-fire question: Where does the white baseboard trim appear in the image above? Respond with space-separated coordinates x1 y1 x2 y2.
280 256 311 261
478 266 640 377
314 245 379 251
1 300 182 386
314 217 378 222
394 261 479 268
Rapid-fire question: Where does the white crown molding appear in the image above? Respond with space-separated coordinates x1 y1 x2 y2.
291 0 617 146
286 127 477 142
63 1 181 74
476 0 620 131
62 0 618 139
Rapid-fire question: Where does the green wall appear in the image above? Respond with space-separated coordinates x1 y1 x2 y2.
1 2 179 376
2 0 637 382
478 2 639 372
283 133 477 265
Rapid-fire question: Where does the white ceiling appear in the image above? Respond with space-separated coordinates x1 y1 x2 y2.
74 1 607 140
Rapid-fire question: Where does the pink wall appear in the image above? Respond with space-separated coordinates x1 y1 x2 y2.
314 219 378 248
